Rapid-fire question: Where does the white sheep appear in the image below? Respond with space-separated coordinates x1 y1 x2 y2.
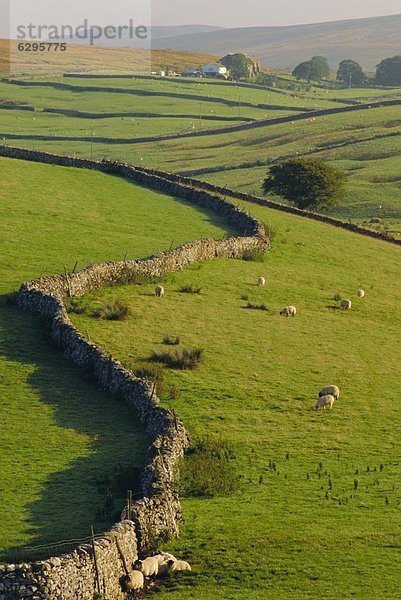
155 284 165 298
155 550 178 564
315 394 335 411
170 560 192 573
280 305 297 317
357 290 365 298
319 385 340 401
135 557 159 577
122 570 144 591
258 276 266 287
340 299 352 310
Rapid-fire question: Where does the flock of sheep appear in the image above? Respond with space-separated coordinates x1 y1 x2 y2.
153 279 365 414
122 550 191 592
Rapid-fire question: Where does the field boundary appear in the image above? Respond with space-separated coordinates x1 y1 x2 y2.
0 149 268 600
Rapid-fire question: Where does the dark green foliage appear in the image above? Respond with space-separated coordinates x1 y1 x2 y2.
134 362 165 396
242 248 266 262
337 60 365 86
246 301 268 311
375 56 401 86
179 284 202 294
262 158 345 210
293 56 330 82
177 436 239 497
220 53 253 79
92 299 130 321
162 334 181 346
150 347 203 370
66 297 88 315
241 293 249 301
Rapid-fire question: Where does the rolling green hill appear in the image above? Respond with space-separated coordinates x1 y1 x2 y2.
68 173 401 599
0 157 231 560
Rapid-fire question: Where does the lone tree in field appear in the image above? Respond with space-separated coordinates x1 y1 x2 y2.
262 158 345 210
376 56 401 85
337 60 365 86
292 56 330 82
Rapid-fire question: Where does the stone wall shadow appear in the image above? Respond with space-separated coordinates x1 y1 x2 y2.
0 297 151 562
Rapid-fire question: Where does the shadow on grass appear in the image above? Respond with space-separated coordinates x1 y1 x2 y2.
0 296 151 562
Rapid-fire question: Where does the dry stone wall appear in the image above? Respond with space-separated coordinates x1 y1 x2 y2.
0 148 268 599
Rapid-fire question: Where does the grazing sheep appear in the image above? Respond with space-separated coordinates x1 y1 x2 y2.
157 560 174 577
341 299 352 310
258 276 266 287
134 557 159 577
319 385 340 401
155 284 165 298
315 394 335 411
280 305 297 317
170 560 192 573
122 571 144 591
155 550 178 564
357 290 365 298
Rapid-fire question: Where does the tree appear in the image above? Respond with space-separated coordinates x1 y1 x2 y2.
292 56 330 82
337 60 365 86
220 53 253 80
376 56 401 86
310 56 330 79
262 158 345 210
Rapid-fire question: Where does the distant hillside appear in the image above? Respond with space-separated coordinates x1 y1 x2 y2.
0 40 217 74
150 25 224 39
152 14 401 70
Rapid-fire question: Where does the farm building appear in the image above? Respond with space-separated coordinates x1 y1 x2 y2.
202 63 228 78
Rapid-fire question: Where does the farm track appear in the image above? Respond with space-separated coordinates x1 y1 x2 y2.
2 96 401 146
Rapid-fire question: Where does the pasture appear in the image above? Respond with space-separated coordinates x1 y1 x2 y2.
0 156 231 560
70 198 401 598
1 69 401 597
1 75 401 233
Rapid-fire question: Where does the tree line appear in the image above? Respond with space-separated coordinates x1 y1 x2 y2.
292 55 401 86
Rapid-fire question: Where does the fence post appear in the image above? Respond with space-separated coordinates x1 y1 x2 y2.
128 489 133 522
91 526 102 595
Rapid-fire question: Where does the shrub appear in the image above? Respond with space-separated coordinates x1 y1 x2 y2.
333 294 342 301
242 249 266 263
92 299 130 321
246 301 268 311
163 334 181 346
177 436 239 498
66 297 88 315
179 284 202 294
151 347 203 370
134 362 165 396
241 293 249 301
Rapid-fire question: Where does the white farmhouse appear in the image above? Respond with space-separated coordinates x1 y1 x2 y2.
202 63 228 78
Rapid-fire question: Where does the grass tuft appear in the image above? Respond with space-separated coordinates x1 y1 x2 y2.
92 299 130 321
179 284 202 294
150 347 203 370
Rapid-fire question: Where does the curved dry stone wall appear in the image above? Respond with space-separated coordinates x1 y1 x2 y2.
0 148 268 600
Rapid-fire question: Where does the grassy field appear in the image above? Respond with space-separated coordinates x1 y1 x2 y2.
1 69 401 596
0 156 232 560
1 74 401 233
69 198 401 598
